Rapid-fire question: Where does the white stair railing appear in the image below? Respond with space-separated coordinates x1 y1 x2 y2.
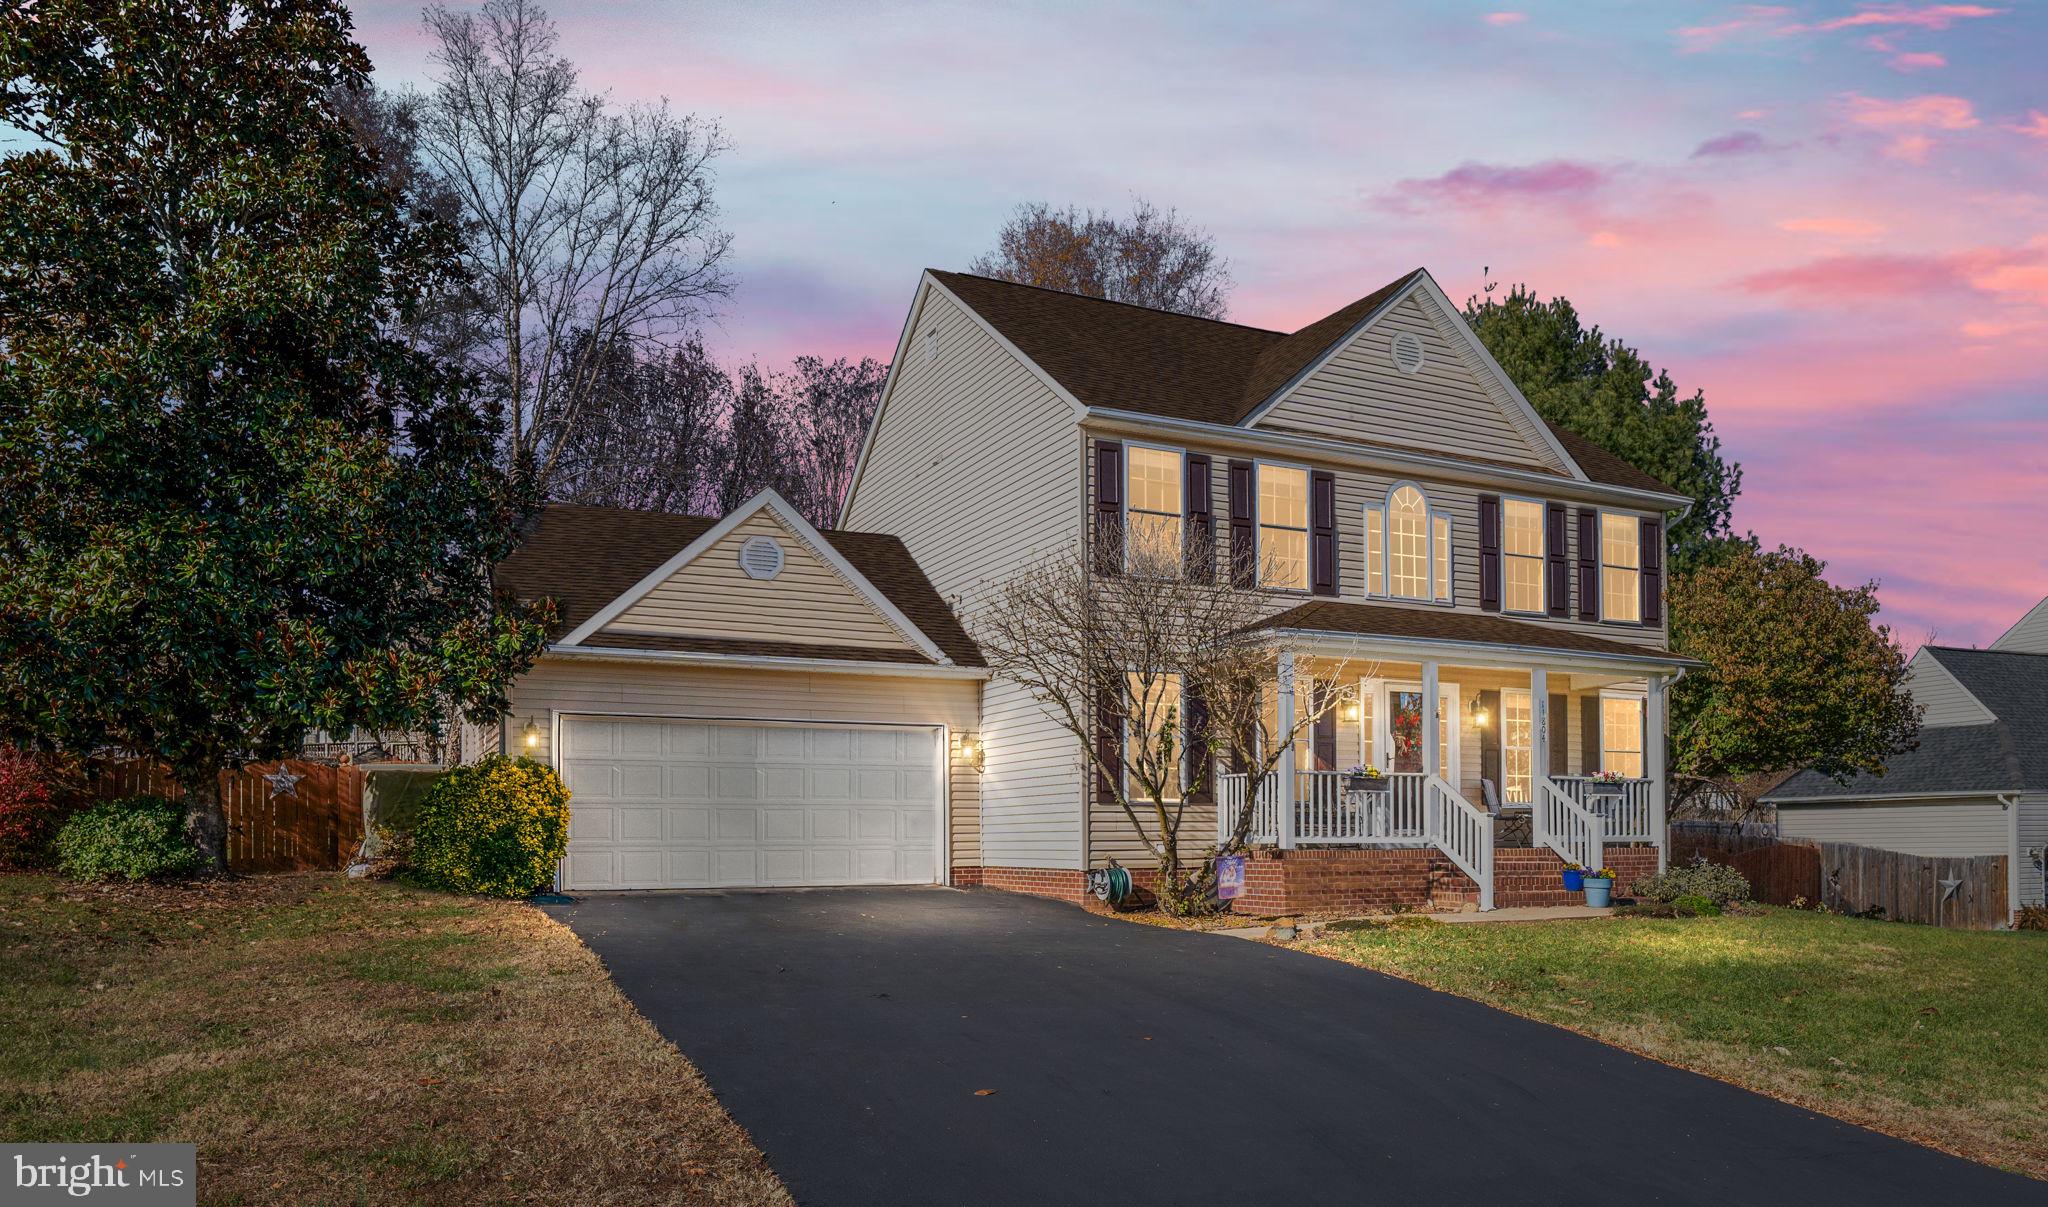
1536 775 1606 872
1552 776 1654 841
1427 775 1494 911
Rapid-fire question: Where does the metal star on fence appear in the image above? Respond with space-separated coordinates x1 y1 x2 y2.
263 766 303 798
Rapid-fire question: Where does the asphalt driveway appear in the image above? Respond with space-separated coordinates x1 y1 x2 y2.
544 888 2035 1206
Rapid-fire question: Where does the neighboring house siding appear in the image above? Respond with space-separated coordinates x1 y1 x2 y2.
1252 291 1559 471
843 286 1088 870
604 511 917 652
509 657 983 868
2020 791 2048 910
1776 798 2010 858
1991 597 2048 652
1903 651 1994 725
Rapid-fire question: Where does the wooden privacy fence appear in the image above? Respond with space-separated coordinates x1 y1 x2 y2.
1670 820 1780 866
87 758 365 872
1812 842 2008 930
1727 842 1821 907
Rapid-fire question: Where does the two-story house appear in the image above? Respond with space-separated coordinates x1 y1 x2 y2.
496 267 1698 912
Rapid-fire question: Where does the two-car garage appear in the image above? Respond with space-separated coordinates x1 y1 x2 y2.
556 716 945 890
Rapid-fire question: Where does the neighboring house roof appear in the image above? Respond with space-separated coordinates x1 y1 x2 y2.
1253 599 1696 666
923 268 1681 497
497 502 983 667
1764 644 2048 801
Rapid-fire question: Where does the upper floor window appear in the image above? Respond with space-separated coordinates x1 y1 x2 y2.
1601 693 1644 778
1258 463 1309 590
1364 483 1451 603
1502 498 1545 615
1125 445 1183 574
1600 512 1642 623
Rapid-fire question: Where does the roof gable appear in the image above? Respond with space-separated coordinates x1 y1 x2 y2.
1905 646 1996 725
1991 594 2048 653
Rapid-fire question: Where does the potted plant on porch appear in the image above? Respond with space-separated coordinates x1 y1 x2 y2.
1582 867 1618 907
1344 764 1389 794
1561 863 1586 892
1584 769 1627 798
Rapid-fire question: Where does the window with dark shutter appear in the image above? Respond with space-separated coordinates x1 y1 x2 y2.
1580 696 1602 775
1641 518 1665 626
1185 454 1214 583
1576 509 1598 622
1478 494 1502 612
1094 682 1123 803
1093 440 1123 576
1545 502 1569 618
1183 678 1212 804
1227 459 1255 588
1311 679 1337 770
1548 693 1569 775
1310 469 1337 596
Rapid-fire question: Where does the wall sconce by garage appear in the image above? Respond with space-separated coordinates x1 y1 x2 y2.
520 717 544 750
1339 701 1362 723
1467 697 1491 729
954 731 984 772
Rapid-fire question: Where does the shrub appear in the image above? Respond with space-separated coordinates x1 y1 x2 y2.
2015 905 2048 932
0 746 78 867
1672 893 1722 917
1631 855 1751 906
408 756 569 898
54 796 207 882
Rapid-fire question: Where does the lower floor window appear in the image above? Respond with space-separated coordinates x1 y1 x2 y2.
1502 688 1533 802
1601 695 1644 778
1127 671 1183 801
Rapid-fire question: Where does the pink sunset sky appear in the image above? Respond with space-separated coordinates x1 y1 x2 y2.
350 0 2048 650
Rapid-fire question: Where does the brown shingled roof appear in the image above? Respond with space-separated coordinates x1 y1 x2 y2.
925 268 1683 498
496 503 983 667
1256 599 1696 664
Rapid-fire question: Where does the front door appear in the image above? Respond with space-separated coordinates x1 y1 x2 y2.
1365 679 1458 779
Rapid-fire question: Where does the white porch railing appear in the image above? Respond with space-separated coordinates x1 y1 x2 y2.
1551 776 1655 842
1220 770 1493 909
1536 775 1606 871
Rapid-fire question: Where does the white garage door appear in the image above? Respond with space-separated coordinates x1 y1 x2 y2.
557 716 942 890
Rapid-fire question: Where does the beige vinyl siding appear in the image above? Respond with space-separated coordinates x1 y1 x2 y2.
1253 291 1560 471
2019 792 2047 909
604 511 917 652
509 655 982 868
1991 597 2048 653
1903 650 1994 725
1775 798 2010 858
842 285 1088 869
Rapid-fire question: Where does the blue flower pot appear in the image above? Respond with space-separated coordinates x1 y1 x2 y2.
1583 878 1614 907
1561 869 1585 891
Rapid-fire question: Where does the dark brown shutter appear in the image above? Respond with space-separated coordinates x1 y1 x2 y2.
1478 689 1501 798
1227 459 1256 588
1093 440 1123 577
1310 469 1337 596
1545 502 1568 618
1094 681 1124 802
1183 678 1212 804
1581 696 1602 776
1576 509 1599 622
1311 679 1337 771
1548 693 1568 776
1478 494 1502 612
1185 453 1214 583
1641 517 1664 626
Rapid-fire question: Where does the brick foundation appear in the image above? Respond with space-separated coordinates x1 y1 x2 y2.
951 865 1088 903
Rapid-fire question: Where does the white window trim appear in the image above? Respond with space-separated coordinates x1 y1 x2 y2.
1501 686 1535 805
1124 669 1188 803
1255 457 1314 594
1499 493 1548 617
1597 688 1647 776
1121 440 1186 578
1597 509 1645 626
1363 481 1453 605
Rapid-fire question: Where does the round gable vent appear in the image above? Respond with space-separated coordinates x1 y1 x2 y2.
1390 331 1426 375
738 535 786 580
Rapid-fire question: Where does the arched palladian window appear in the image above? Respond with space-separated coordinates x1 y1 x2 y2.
1363 482 1452 603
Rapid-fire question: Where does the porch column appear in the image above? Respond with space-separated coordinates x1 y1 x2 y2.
1420 660 1440 780
1277 650 1297 850
1647 672 1669 872
1529 666 1549 849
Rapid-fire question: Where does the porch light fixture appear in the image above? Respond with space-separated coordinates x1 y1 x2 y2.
954 731 984 772
1468 697 1490 729
521 717 543 749
1339 702 1361 723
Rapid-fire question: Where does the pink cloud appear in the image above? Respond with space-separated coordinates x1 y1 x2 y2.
1691 130 1770 157
1777 216 1887 237
2009 110 2048 142
1887 50 1948 70
1676 6 1794 50
1376 159 1609 213
1806 4 2002 33
1840 92 1979 129
1739 252 1974 299
1483 12 1528 25
1885 132 1937 162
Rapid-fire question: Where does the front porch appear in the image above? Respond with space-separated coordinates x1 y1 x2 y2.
1216 639 1681 912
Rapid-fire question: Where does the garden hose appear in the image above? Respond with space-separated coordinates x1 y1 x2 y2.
1088 862 1133 904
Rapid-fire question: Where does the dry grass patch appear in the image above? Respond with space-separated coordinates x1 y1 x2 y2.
1304 909 2048 1179
0 872 790 1206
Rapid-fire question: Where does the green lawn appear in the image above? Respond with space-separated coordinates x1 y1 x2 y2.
0 872 789 1206
1306 908 2048 1179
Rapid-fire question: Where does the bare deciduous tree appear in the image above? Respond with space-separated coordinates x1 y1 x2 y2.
551 334 731 514
417 0 733 494
968 532 1357 915
782 355 887 527
968 198 1234 320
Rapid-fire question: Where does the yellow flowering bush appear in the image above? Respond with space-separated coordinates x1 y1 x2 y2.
409 756 570 898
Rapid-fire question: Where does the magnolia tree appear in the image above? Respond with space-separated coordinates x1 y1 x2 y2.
968 533 1357 915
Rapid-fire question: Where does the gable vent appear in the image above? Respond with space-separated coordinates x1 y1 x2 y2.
1390 331 1426 375
738 535 786 580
